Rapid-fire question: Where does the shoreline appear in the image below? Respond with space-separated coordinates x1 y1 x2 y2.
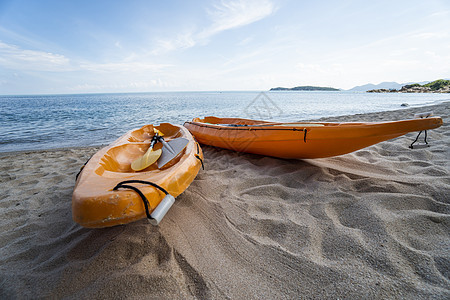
1 101 449 299
1 101 448 157
0 145 105 158
0 144 107 158
312 100 449 122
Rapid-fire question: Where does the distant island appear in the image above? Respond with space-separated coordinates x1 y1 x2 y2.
367 79 450 93
270 86 339 91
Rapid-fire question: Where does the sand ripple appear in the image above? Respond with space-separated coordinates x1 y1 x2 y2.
1 103 449 299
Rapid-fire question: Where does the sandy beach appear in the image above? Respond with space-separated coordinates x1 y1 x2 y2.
1 102 449 299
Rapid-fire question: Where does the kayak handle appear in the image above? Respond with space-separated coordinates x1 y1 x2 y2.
113 180 174 225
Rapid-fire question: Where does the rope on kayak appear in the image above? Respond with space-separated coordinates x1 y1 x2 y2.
75 156 92 181
113 180 168 220
194 142 204 170
409 112 433 149
185 122 308 143
409 130 428 149
75 165 85 181
185 122 306 132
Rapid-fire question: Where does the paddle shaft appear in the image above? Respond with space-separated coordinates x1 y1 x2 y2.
156 136 176 154
148 135 158 149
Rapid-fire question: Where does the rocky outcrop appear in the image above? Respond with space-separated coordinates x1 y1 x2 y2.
367 79 450 93
366 89 397 93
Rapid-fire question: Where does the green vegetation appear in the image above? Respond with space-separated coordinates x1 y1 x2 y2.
367 79 450 93
423 79 450 91
270 86 339 91
403 83 421 89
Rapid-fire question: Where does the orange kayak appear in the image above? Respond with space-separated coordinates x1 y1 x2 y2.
184 116 443 159
72 123 203 228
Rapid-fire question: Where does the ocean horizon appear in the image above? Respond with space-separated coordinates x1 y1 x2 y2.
1 91 449 153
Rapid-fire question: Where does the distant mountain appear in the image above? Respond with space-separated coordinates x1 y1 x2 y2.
367 79 450 93
349 81 430 92
348 82 402 92
270 86 340 91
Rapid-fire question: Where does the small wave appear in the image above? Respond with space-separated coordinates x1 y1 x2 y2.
88 128 107 132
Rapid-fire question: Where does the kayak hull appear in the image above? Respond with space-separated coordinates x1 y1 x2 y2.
184 116 443 159
72 123 203 228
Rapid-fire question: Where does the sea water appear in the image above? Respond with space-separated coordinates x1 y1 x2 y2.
0 91 448 153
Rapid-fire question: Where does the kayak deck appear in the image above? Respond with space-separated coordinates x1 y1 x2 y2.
72 123 203 228
184 116 443 159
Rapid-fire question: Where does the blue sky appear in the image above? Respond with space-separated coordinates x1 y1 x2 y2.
0 0 449 94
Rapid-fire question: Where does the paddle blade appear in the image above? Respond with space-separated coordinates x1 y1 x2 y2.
131 148 162 171
157 138 189 168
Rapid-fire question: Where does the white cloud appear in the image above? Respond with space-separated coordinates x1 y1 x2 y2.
0 41 171 76
67 79 170 93
151 0 276 54
80 61 171 73
410 32 449 39
429 10 450 18
0 41 71 71
151 31 196 55
201 0 276 38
